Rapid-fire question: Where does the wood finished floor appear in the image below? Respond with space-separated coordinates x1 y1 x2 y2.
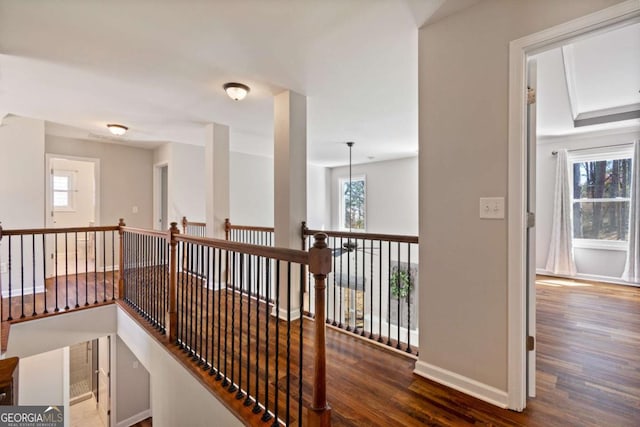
3 274 638 425
121 274 640 426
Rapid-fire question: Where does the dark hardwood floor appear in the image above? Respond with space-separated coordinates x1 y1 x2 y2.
121 274 640 426
3 273 638 426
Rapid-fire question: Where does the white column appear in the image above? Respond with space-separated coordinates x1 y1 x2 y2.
204 123 230 240
274 90 307 320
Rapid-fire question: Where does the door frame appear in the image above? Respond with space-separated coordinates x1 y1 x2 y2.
507 0 640 411
153 162 169 231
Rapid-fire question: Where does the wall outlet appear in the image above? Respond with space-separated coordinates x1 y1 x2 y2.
132 206 139 214
0 262 6 274
479 197 505 219
133 360 139 369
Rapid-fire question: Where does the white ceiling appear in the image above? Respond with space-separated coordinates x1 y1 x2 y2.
0 0 478 167
535 22 640 137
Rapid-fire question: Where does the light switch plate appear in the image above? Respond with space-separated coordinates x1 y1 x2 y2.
479 197 505 219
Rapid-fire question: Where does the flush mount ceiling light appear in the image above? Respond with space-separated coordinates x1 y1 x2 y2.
106 124 128 136
223 82 250 101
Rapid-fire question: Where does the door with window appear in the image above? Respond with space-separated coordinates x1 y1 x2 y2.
45 156 99 277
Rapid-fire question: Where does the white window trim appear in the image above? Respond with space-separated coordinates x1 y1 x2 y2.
569 146 632 250
573 238 628 251
52 169 77 212
338 175 366 231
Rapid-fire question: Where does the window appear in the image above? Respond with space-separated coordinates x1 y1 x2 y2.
52 170 75 211
340 176 365 230
570 148 633 246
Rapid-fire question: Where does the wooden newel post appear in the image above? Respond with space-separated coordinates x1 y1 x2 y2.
167 222 180 343
181 216 188 234
118 218 126 299
308 232 332 427
224 218 231 241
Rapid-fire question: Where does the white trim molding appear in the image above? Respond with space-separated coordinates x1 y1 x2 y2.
414 361 508 408
508 0 640 412
116 409 152 427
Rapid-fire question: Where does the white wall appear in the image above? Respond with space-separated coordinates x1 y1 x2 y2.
19 347 69 427
154 142 206 227
46 135 153 229
117 308 242 427
116 336 150 427
417 0 625 404
330 156 418 235
307 163 330 230
0 115 45 228
536 129 639 279
230 151 274 227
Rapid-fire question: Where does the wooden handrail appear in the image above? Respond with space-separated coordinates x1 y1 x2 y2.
177 234 308 265
302 222 418 244
0 225 119 237
120 226 169 239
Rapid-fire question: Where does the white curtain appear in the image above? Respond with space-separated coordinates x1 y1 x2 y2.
546 149 577 275
623 141 639 283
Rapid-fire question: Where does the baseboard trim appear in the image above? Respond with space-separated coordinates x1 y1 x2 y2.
413 361 508 409
116 408 151 427
271 306 301 321
536 269 639 287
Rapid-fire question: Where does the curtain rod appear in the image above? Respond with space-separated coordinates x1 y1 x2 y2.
552 142 635 155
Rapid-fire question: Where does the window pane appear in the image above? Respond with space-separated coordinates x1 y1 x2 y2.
53 175 69 191
343 179 365 230
572 201 629 240
53 191 68 207
572 158 632 199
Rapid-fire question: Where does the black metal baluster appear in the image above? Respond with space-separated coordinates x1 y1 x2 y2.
244 254 252 407
369 239 374 338
20 235 25 318
298 263 304 425
252 256 262 414
177 241 184 348
236 253 245 400
197 244 205 364
222 249 230 387
31 235 36 316
7 236 12 320
272 260 280 426
261 258 272 422
214 248 223 380
387 240 392 346
54 235 59 313
85 231 89 306
102 230 106 302
378 240 383 342
204 246 211 370
42 234 48 314
229 252 237 393
397 242 401 349
338 236 343 327
94 231 98 304
75 232 79 308
64 233 69 310
285 262 292 426
111 231 115 301
407 242 412 353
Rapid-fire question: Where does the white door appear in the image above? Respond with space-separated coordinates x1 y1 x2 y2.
526 58 537 398
97 335 111 427
45 156 99 277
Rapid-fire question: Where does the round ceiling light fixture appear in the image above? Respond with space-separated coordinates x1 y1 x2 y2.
107 124 128 136
223 82 250 101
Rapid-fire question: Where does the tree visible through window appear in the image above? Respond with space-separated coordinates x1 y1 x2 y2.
572 155 632 241
342 177 365 230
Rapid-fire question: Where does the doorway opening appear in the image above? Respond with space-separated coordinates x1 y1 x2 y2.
45 155 100 277
69 336 111 427
154 163 169 231
508 2 640 411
